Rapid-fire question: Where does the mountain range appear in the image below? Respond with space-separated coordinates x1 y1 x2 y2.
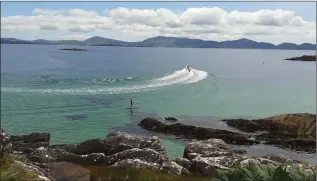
1 36 316 50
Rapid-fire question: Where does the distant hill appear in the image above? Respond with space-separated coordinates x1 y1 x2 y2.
1 36 316 50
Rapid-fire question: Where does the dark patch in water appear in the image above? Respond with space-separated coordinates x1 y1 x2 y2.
65 114 88 121
81 95 123 107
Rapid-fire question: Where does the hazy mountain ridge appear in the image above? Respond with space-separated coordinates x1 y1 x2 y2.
1 36 316 50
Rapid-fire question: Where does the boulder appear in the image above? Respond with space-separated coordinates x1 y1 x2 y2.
172 158 192 170
183 139 250 177
102 148 168 165
139 118 258 145
105 132 167 156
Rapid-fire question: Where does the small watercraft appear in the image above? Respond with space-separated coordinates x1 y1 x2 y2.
186 65 191 72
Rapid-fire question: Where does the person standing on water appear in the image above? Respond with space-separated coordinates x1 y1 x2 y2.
130 99 133 109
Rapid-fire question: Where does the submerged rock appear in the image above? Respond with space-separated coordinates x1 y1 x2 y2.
65 114 88 121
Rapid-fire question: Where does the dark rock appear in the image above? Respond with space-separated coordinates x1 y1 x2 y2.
11 132 50 143
52 139 105 155
264 138 316 152
285 55 316 61
222 118 263 132
164 117 178 121
139 118 258 145
13 141 49 152
60 48 87 51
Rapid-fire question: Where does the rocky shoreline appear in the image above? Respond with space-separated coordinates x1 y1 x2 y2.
0 113 316 181
140 113 316 153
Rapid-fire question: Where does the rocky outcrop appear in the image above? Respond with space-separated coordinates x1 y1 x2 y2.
3 129 316 179
139 118 258 145
222 113 316 152
285 55 316 61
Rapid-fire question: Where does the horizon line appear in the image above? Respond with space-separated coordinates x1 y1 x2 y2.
2 35 316 46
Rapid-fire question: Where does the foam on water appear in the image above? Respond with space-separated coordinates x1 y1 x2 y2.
2 68 208 95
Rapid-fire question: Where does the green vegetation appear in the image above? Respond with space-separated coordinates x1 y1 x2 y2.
212 162 316 181
0 154 40 181
84 165 210 181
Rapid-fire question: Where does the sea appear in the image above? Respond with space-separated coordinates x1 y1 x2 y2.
1 44 316 163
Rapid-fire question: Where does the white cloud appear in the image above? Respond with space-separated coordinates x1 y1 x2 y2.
1 7 315 44
40 24 59 31
180 7 227 25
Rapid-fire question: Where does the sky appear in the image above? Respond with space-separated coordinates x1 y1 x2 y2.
1 2 316 44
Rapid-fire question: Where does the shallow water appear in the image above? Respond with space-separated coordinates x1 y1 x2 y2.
1 44 316 163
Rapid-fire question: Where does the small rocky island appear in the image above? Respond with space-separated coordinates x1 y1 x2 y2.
60 48 87 51
285 55 316 61
0 113 316 181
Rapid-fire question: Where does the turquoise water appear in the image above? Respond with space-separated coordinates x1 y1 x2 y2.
1 44 316 162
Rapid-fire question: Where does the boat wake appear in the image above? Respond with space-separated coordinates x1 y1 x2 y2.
2 68 208 95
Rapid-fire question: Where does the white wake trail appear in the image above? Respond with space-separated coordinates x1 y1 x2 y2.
2 68 208 95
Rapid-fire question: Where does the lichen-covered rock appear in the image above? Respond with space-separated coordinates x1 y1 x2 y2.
172 158 192 170
161 161 191 175
103 148 168 165
183 139 250 177
183 139 229 159
105 132 167 156
0 129 13 156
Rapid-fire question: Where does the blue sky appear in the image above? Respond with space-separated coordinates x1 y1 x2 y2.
1 2 316 44
2 2 316 20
